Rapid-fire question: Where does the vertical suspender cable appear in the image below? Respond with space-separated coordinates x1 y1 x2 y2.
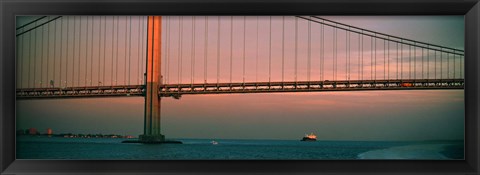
111 16 115 86
33 23 38 88
204 16 208 83
332 25 337 81
414 44 416 79
434 50 437 79
217 16 221 84
35 18 39 87
33 22 38 88
110 16 114 85
138 16 142 84
115 16 120 85
453 51 456 79
53 19 58 87
334 26 337 81
336 25 338 81
144 16 149 87
73 16 77 86
383 39 386 80
45 18 50 87
343 28 347 80
336 26 338 81
318 19 323 81
179 16 183 84
257 16 260 82
396 42 398 80
180 17 185 84
28 31 32 88
269 16 272 83
142 17 146 83
295 17 298 83
27 31 32 87
124 16 128 85
150 16 154 134
409 44 411 80
19 31 24 88
321 20 324 81
358 32 360 80
348 29 351 80
18 33 23 88
387 38 389 80
370 37 377 80
307 16 312 81
60 17 70 87
70 16 76 87
85 16 93 86
427 46 429 79
447 51 450 79
400 42 402 79
166 16 171 84
374 35 376 80
192 16 196 84
60 17 64 87
90 16 94 86
440 48 442 80
422 47 424 79
167 17 174 83
361 31 364 80
98 16 102 85
47 17 52 87
84 16 89 86
243 16 246 83
230 16 233 84
128 16 132 85
87 17 91 86
163 17 167 84
203 16 208 83
86 16 89 86
53 17 58 87
461 55 463 79
282 16 285 82
103 16 107 85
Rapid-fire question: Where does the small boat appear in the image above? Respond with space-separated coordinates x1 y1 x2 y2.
301 133 317 141
211 140 218 145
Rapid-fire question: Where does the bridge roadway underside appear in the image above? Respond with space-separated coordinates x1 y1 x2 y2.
16 79 464 99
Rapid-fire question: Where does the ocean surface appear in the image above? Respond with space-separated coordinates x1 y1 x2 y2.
16 136 464 160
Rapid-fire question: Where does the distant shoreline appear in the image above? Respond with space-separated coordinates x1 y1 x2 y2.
17 134 136 139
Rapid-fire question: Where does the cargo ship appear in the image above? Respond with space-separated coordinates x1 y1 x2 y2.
301 133 317 141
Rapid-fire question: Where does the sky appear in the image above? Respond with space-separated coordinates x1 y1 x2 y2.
16 16 465 141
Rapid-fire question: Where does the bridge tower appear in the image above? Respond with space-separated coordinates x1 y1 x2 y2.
139 16 165 142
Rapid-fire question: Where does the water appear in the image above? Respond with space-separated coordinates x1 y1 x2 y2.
16 136 464 160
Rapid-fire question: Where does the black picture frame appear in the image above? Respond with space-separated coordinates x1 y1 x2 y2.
1 0 479 174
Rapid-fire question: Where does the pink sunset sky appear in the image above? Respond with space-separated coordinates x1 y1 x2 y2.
16 16 464 141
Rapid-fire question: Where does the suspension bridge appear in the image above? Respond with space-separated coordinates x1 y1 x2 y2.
15 16 464 142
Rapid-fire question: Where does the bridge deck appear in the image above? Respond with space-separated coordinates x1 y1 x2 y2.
16 79 464 99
